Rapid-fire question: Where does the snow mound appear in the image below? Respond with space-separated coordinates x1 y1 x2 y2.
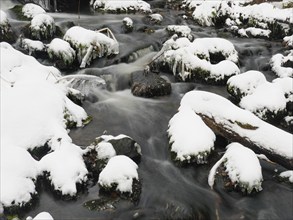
39 140 88 196
273 77 293 99
166 25 192 40
279 170 293 183
180 91 293 161
270 50 293 78
30 13 55 40
91 0 151 13
21 38 45 55
98 155 138 193
22 3 46 19
208 142 263 193
149 13 163 23
238 27 271 38
48 38 76 66
63 26 119 67
26 212 54 220
283 35 293 48
96 142 116 160
1 146 39 207
168 106 215 164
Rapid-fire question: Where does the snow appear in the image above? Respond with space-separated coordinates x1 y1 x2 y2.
30 13 55 40
1 42 89 207
122 17 133 27
272 77 293 98
63 26 119 65
98 155 138 193
149 13 163 23
22 3 46 19
279 170 293 183
1 145 39 207
270 50 293 78
96 142 116 160
0 10 8 26
92 0 151 13
240 82 287 119
238 27 271 38
168 106 216 163
209 60 240 82
180 91 293 160
47 38 76 65
26 212 54 220
166 25 192 40
283 35 293 48
208 142 263 193
39 140 88 196
227 70 267 97
21 38 45 55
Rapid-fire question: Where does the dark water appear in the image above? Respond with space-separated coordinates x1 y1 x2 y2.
5 2 293 219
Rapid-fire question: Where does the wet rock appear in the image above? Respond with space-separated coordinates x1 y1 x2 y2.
83 196 119 211
130 71 171 98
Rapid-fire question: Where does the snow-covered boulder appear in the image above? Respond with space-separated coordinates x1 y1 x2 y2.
39 140 88 197
29 14 55 40
227 70 267 101
149 13 163 24
20 38 46 56
238 27 271 38
168 106 216 164
180 90 293 169
208 142 263 194
283 35 293 48
0 10 15 43
270 50 293 78
156 36 239 84
279 170 293 183
22 3 46 19
122 17 133 33
63 26 119 68
91 0 152 14
98 155 139 195
47 38 76 69
166 25 193 40
26 212 54 220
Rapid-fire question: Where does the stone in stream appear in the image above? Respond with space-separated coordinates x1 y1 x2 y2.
0 10 16 43
130 71 171 98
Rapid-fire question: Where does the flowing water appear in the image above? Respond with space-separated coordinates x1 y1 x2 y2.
4 2 293 219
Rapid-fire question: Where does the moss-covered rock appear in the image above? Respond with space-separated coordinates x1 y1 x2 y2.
29 14 55 40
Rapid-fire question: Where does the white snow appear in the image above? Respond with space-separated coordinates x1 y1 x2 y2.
21 38 45 55
272 77 293 98
96 142 116 160
279 170 293 183
26 212 54 220
98 155 138 193
122 17 133 27
283 35 293 48
167 25 192 40
39 140 88 196
180 91 293 160
1 42 89 207
209 60 240 82
238 27 271 38
270 50 293 78
92 0 151 13
30 13 55 39
149 13 163 23
168 106 216 163
63 26 119 65
240 82 287 119
22 3 46 19
208 142 263 193
227 70 267 97
47 38 76 64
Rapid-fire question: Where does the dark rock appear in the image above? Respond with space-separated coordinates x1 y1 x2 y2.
83 196 119 211
130 71 171 98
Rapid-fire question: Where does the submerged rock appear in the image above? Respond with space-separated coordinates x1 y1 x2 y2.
130 71 171 98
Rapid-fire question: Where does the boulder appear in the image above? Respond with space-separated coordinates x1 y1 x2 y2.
130 71 171 98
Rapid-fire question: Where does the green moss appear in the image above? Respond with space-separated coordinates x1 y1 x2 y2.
83 116 93 126
10 5 30 21
235 121 258 130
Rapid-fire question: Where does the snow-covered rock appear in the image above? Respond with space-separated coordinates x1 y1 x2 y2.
149 13 163 24
168 106 216 164
47 38 76 69
26 212 54 220
238 27 271 38
98 155 139 194
166 25 193 40
29 14 55 40
273 77 293 101
208 142 263 193
91 0 151 13
0 10 15 43
20 38 45 56
227 70 267 100
63 26 119 67
283 35 293 48
39 140 88 196
122 17 133 33
180 90 293 169
270 50 293 78
22 3 46 19
279 170 293 183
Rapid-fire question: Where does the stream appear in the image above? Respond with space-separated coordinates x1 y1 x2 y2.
4 1 293 219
